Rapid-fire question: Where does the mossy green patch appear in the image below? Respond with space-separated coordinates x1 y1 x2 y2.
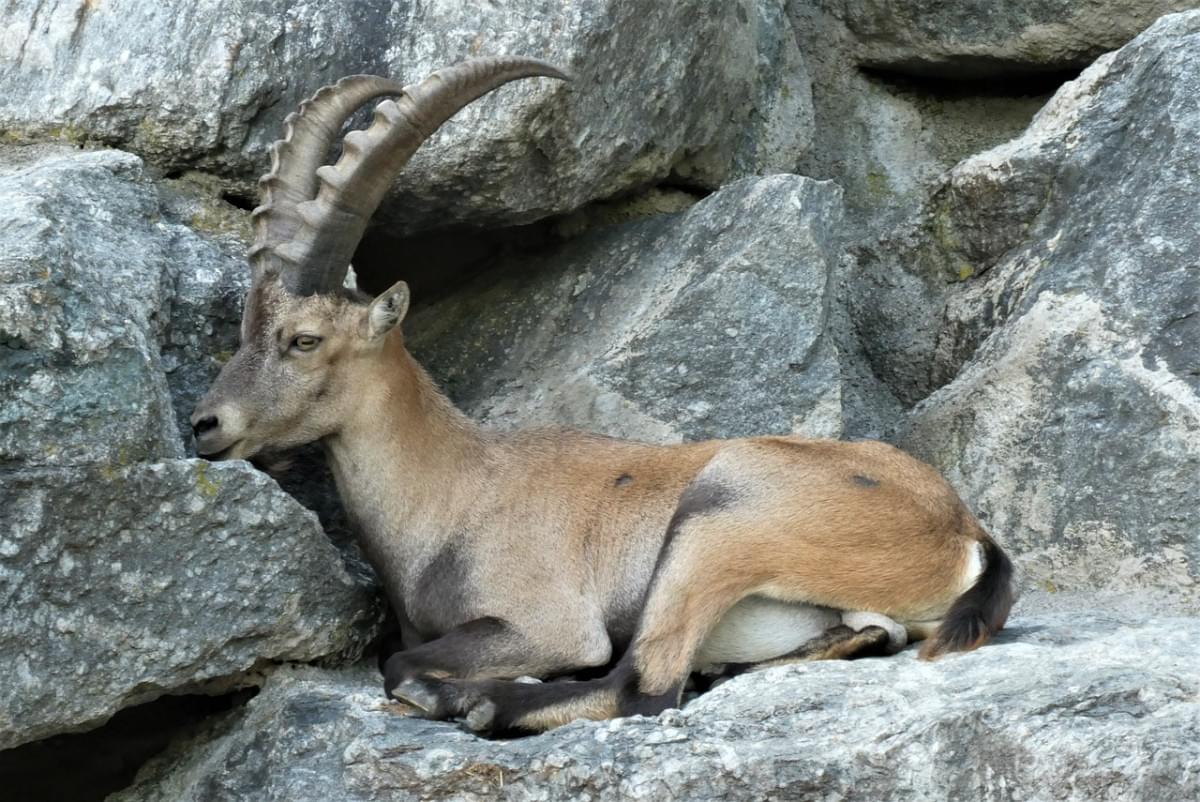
930 200 960 254
47 124 90 146
195 461 221 499
132 117 173 150
0 124 90 146
188 205 247 238
98 446 138 481
865 171 892 201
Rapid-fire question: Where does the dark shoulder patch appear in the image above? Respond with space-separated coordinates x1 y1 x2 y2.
410 544 474 638
652 478 740 578
672 479 737 523
614 473 634 487
852 474 880 488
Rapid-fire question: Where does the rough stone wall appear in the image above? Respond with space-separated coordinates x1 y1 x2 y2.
1 3 1198 800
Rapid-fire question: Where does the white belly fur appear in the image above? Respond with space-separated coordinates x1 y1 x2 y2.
694 595 840 668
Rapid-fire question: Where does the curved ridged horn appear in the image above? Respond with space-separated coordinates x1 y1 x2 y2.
250 75 410 279
274 56 569 296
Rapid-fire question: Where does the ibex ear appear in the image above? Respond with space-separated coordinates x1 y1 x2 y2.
367 281 410 339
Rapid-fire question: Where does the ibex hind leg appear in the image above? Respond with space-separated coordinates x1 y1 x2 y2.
740 624 892 671
617 478 780 710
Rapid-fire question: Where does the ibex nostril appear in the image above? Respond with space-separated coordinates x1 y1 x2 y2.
192 415 219 437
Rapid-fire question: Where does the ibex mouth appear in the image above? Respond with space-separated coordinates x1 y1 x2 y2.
198 441 243 461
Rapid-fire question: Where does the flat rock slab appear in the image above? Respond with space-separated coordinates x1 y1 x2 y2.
0 460 380 750
114 611 1200 801
829 0 1199 77
409 175 850 442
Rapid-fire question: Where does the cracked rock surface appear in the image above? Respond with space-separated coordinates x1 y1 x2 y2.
0 0 809 235
113 609 1200 802
0 460 379 750
853 12 1200 605
0 147 380 751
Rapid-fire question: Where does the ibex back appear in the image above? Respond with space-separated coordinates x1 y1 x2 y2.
192 57 1015 735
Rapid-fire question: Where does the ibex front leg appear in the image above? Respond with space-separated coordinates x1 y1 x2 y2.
394 475 754 733
383 616 612 717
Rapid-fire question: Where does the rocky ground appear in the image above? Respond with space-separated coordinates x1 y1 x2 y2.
1 2 1197 800
110 607 1199 802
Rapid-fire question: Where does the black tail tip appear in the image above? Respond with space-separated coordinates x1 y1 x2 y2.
920 538 1014 660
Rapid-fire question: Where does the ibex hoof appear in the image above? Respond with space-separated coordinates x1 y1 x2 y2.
464 698 499 733
388 678 443 717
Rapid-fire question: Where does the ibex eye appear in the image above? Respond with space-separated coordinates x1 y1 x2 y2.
290 334 322 352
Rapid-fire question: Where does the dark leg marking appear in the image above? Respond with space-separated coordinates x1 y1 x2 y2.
746 624 893 671
450 627 896 735
383 617 513 700
407 649 685 736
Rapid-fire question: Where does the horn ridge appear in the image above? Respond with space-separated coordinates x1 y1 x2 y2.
250 74 408 279
274 56 570 296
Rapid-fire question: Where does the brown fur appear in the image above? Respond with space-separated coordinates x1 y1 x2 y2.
193 280 1015 733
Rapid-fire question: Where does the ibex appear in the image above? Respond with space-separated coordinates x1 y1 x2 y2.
192 57 1014 734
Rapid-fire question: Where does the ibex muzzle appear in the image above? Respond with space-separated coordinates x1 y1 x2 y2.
191 57 1014 736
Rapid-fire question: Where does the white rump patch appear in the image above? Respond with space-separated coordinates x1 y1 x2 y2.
961 542 985 594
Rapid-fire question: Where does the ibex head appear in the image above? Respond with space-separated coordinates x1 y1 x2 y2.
191 58 567 461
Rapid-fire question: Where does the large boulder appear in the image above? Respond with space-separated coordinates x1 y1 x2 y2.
788 2 1198 242
0 145 253 464
0 0 811 235
111 610 1200 801
855 12 1200 603
0 460 379 750
820 0 1200 77
407 175 853 442
0 146 381 748
0 148 183 467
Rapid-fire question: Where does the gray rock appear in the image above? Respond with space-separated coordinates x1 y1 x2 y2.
0 147 179 468
788 2 1054 242
0 146 251 468
821 0 1200 77
113 610 1200 801
408 175 851 443
153 174 253 445
0 0 811 235
859 12 1200 602
0 459 380 750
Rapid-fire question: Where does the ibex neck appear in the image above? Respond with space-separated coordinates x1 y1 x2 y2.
321 335 489 583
